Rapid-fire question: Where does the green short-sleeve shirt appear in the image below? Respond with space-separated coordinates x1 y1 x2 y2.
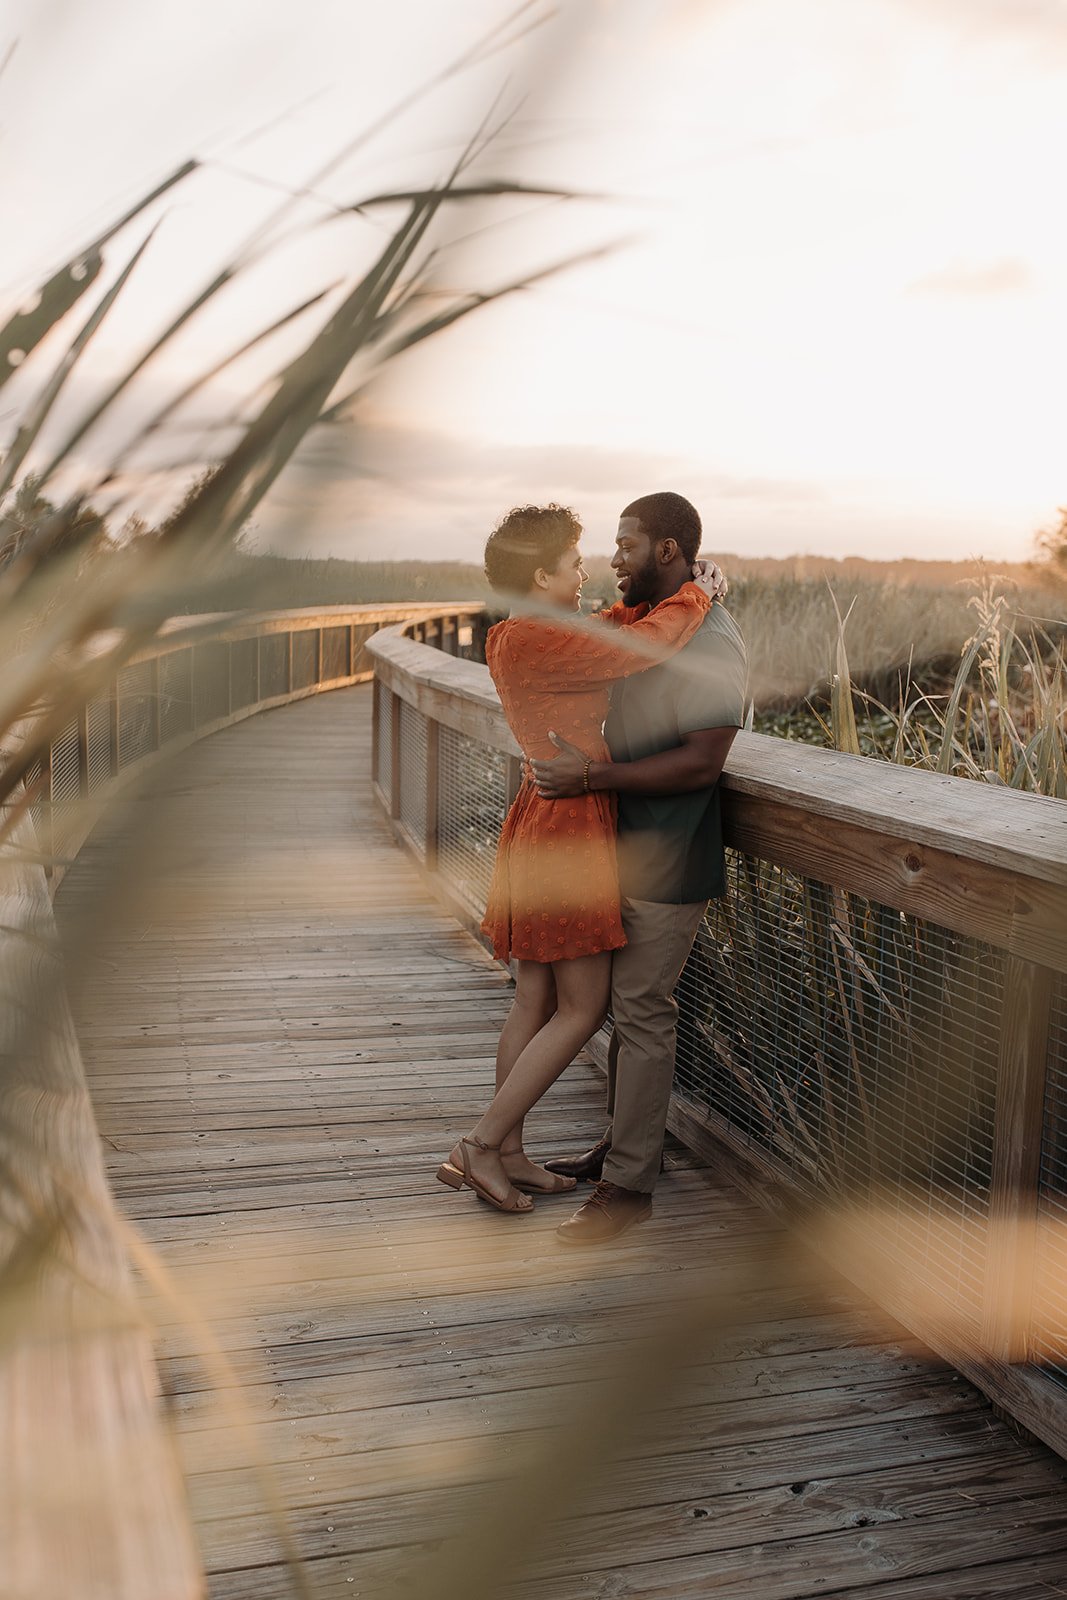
605 601 747 904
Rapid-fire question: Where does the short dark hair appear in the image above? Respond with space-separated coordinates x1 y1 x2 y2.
483 504 582 594
620 492 702 563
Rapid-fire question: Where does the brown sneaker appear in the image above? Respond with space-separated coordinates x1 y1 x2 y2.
556 1180 652 1246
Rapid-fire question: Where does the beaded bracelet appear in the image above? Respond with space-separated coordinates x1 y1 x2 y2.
582 760 591 794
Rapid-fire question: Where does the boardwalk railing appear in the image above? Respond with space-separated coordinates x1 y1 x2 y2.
368 612 1067 1460
26 602 485 887
3 601 479 1600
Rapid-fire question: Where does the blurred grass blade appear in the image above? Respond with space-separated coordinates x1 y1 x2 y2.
135 285 335 444
341 178 592 214
321 240 623 423
158 195 448 549
0 161 196 392
0 228 158 503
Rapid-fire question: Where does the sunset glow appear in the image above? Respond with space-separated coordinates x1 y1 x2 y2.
4 0 1066 563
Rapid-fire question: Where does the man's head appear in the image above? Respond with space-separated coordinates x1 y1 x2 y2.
611 492 702 607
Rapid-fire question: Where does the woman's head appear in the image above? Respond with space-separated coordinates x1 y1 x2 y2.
483 504 587 610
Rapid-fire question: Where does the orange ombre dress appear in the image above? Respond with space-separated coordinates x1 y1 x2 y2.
480 583 711 963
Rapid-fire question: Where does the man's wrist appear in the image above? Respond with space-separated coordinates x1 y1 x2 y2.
587 761 614 793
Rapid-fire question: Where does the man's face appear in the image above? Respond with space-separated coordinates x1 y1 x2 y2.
611 516 659 606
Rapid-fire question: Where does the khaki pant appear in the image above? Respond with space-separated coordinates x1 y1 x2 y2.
602 896 709 1195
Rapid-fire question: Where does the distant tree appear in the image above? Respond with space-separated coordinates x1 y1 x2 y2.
1035 505 1067 576
0 474 107 574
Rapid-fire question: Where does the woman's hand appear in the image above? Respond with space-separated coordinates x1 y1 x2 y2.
692 558 728 601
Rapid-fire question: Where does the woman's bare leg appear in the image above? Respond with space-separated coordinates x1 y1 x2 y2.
496 960 557 1159
450 952 611 1205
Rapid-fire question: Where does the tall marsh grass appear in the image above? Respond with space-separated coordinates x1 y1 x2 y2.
818 575 1067 798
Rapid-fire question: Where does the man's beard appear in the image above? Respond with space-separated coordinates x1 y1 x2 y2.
622 553 659 607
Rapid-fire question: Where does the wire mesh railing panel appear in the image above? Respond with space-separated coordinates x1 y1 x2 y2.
87 697 111 792
194 642 229 726
291 629 318 691
376 683 392 799
230 637 258 711
259 633 289 699
674 851 1003 1325
353 623 378 677
159 650 193 744
50 717 81 855
321 625 349 682
398 698 428 852
117 660 156 767
24 756 43 842
1033 975 1067 1387
437 724 507 916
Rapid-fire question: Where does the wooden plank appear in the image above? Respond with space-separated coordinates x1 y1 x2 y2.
192 1446 1067 1577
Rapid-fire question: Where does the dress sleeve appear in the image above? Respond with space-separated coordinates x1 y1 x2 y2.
592 600 646 627
506 582 711 689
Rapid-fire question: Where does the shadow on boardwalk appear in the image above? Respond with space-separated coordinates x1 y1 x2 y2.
56 686 1067 1599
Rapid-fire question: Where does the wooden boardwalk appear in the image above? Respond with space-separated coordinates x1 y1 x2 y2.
56 686 1067 1600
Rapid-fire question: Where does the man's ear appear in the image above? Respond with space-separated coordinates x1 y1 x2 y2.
657 537 679 565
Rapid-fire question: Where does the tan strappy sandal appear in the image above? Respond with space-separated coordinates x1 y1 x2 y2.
436 1135 534 1214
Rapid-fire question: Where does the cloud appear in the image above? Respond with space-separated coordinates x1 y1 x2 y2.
250 409 836 562
906 259 1033 297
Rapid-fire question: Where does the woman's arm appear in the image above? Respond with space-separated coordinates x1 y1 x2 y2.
505 581 712 689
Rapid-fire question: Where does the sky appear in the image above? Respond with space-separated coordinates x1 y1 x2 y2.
2 0 1066 567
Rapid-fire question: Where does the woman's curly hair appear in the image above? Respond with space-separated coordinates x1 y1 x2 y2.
483 503 582 595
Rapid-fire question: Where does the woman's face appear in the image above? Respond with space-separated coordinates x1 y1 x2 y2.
537 543 588 612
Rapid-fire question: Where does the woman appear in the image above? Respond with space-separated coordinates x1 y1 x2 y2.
436 504 719 1214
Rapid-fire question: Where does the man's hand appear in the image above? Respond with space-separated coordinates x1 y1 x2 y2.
692 558 727 601
531 732 589 799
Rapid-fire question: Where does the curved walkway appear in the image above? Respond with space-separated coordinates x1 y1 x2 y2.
56 686 1067 1599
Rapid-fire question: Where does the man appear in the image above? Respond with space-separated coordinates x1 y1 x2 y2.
531 491 747 1245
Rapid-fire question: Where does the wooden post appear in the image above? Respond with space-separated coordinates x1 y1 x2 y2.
441 616 457 656
425 718 440 871
390 690 402 820
983 955 1054 1363
316 628 323 685
371 677 381 788
286 630 293 694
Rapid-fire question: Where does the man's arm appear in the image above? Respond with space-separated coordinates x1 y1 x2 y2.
532 727 738 800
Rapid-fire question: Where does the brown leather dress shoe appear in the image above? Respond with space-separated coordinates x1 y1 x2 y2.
556 1180 652 1245
543 1132 612 1183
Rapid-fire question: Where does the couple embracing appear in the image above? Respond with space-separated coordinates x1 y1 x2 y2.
436 491 747 1244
